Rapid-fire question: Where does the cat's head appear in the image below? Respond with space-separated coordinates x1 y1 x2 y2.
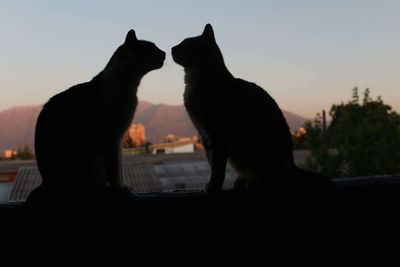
107 30 166 74
171 24 225 69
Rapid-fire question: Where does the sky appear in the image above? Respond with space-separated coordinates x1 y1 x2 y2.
0 0 399 118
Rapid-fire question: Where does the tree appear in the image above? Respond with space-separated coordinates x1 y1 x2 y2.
15 145 35 160
304 88 400 177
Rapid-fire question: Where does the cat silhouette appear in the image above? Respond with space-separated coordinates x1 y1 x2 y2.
29 30 165 202
172 24 333 195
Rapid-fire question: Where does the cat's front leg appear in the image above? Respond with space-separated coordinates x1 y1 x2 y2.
105 141 132 195
201 136 212 165
203 143 228 195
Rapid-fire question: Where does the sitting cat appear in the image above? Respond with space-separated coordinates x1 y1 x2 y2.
29 30 165 201
172 24 333 195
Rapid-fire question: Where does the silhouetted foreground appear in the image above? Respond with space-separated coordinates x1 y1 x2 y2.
1 178 400 248
2 183 396 259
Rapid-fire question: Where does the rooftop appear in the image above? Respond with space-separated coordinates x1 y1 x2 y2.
149 140 195 150
2 152 237 202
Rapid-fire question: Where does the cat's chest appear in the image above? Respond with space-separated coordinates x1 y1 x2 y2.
99 86 138 126
183 83 227 121
102 83 137 107
183 83 195 98
183 82 230 106
112 95 137 118
184 84 211 109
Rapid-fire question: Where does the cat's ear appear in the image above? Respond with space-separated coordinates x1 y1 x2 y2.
125 29 137 45
202 24 216 43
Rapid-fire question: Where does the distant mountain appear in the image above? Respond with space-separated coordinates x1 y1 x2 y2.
283 110 310 133
132 101 197 144
0 102 309 153
0 105 41 155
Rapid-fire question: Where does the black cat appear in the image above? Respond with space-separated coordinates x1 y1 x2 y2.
30 30 165 201
172 24 333 195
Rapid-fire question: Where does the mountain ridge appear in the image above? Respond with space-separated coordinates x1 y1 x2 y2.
0 102 309 153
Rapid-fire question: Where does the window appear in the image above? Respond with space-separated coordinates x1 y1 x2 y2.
1 1 399 206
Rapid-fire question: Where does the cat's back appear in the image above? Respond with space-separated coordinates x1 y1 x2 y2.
40 79 104 124
44 80 99 111
232 79 287 121
231 78 277 108
184 75 283 119
36 79 105 148
229 78 292 143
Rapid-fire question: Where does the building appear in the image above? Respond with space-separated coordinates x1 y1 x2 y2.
125 123 146 147
164 134 193 143
0 160 36 202
164 134 204 151
4 149 17 159
150 140 195 155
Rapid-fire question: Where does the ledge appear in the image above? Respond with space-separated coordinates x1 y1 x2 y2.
2 175 399 248
1 174 400 226
0 175 400 232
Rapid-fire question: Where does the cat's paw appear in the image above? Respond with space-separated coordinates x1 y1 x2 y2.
112 185 133 197
203 182 222 195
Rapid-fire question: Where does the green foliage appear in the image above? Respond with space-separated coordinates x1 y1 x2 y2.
304 87 400 177
15 145 35 160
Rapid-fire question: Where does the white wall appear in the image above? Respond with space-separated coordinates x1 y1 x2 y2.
168 144 194 154
153 143 194 154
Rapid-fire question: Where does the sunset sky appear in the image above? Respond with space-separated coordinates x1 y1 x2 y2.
0 0 399 118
